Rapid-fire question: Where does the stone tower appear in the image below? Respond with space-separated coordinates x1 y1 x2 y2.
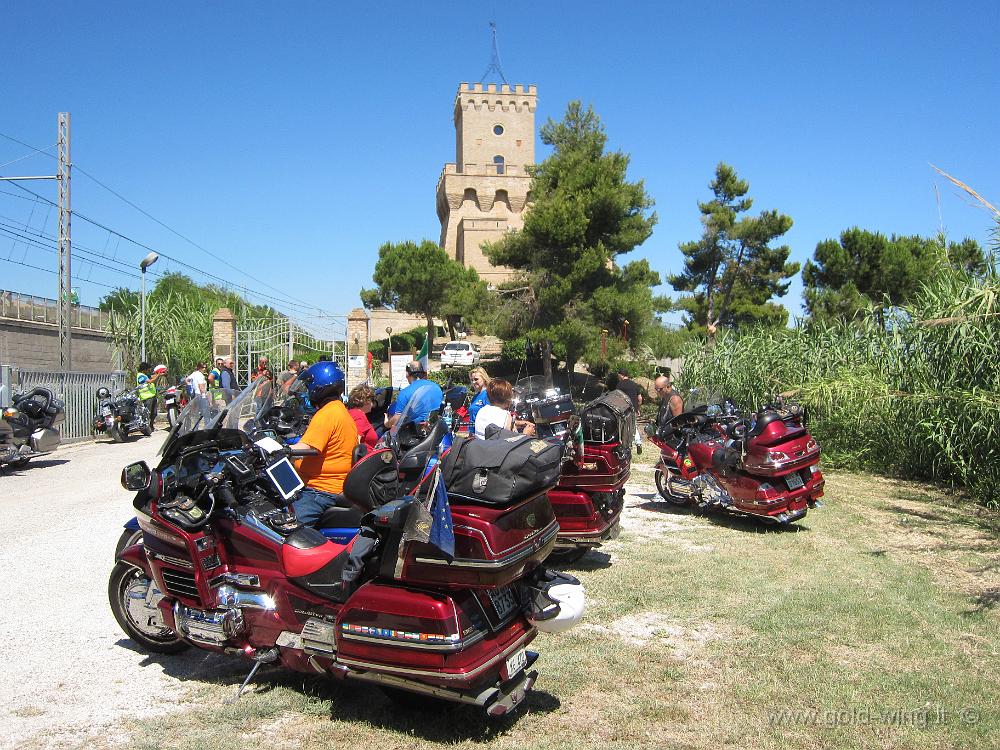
436 83 537 287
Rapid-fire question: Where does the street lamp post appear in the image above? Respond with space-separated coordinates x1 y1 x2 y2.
139 252 159 362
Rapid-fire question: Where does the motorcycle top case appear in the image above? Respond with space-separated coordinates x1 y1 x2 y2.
442 429 562 505
580 389 635 448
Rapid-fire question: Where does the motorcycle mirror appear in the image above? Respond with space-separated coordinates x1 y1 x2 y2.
121 461 152 491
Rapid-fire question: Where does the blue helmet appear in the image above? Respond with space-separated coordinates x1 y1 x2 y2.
299 361 346 405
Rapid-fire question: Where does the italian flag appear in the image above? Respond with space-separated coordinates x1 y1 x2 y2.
418 336 429 372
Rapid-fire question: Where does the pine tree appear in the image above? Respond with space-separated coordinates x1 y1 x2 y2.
670 163 799 332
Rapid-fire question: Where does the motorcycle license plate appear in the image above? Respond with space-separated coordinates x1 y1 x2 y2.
785 472 805 490
504 647 527 679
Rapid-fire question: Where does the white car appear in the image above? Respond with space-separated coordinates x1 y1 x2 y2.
439 341 481 366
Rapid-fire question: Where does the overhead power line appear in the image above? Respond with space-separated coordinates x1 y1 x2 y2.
0 129 337 316
0 169 327 316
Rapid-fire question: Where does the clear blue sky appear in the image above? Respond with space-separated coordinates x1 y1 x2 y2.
2 0 997 330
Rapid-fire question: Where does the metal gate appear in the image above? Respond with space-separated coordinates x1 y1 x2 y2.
234 315 347 385
11 368 127 442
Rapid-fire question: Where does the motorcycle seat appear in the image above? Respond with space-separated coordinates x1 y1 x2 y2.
317 503 365 530
281 527 354 603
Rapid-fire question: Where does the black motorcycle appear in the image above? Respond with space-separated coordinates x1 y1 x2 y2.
93 386 152 442
1 387 65 469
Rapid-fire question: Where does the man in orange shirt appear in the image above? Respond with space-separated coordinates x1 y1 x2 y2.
288 361 359 526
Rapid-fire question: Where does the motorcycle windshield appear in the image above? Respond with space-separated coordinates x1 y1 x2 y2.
514 375 558 400
157 377 269 456
682 387 725 416
389 386 426 439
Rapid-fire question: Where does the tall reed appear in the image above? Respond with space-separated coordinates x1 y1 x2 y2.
680 268 1000 506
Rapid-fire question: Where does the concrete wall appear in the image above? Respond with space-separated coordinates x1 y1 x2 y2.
0 318 119 372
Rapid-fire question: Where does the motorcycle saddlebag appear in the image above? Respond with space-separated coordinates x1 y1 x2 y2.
442 430 562 505
580 390 635 449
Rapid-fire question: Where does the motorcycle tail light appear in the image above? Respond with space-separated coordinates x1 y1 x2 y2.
806 438 817 452
767 450 788 462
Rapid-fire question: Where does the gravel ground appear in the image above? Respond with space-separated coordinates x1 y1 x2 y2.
0 433 239 750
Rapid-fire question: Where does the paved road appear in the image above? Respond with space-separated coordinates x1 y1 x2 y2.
0 433 239 750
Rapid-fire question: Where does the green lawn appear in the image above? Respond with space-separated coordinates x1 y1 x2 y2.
116 468 999 750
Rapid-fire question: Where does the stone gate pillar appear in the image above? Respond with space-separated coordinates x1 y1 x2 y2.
346 308 370 390
212 308 236 362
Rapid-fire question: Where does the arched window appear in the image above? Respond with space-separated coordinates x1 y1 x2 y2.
493 155 505 175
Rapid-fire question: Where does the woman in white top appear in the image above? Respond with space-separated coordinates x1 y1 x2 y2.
475 379 536 439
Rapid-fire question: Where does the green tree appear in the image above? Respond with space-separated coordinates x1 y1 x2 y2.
670 163 799 332
802 229 988 323
485 101 662 375
361 240 485 360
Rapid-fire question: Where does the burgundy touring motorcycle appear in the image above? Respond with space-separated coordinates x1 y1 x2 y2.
109 378 585 716
511 377 633 563
647 392 824 525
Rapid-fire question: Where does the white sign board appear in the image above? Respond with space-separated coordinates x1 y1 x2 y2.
348 355 366 370
390 354 411 388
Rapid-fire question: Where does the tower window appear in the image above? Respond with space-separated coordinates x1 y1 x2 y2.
493 155 505 175
493 124 504 136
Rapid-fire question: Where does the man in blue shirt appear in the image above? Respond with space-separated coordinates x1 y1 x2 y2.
387 361 444 429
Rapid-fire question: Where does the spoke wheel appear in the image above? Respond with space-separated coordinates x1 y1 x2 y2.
655 467 692 507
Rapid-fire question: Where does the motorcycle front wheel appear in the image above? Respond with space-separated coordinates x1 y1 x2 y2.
655 467 691 507
108 561 188 654
166 407 179 430
109 424 126 443
114 528 143 559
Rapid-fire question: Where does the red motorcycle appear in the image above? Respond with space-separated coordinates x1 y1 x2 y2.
647 396 824 525
109 379 584 716
513 378 632 563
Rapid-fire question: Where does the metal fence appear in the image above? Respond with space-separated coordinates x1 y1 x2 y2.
0 289 109 332
13 368 127 442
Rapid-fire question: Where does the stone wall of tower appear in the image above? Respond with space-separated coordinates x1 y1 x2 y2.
436 83 537 287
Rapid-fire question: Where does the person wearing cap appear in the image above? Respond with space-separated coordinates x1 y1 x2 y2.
136 362 165 427
386 361 444 429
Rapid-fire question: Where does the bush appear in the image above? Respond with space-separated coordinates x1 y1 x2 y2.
500 336 530 361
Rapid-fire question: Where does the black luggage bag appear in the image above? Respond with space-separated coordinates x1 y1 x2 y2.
442 429 562 505
581 389 636 449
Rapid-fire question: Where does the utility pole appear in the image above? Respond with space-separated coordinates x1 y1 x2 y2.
57 113 72 370
0 113 72 369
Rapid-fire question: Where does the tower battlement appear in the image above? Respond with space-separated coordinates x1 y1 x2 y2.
456 82 537 114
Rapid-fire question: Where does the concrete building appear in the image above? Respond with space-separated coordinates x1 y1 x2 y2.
436 83 537 287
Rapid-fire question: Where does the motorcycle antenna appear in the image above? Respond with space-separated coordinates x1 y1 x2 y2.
478 21 509 84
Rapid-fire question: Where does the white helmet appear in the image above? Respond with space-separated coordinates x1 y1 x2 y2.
530 581 586 634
